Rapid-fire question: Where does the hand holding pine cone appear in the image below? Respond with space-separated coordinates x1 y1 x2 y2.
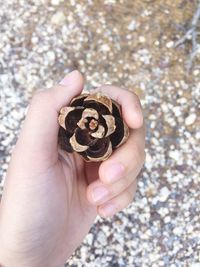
58 92 129 162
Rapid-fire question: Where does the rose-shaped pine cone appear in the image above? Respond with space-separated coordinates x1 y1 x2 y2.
58 92 129 162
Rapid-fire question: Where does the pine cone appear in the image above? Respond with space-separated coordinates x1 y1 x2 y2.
58 92 129 162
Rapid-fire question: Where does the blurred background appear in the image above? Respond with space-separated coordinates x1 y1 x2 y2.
0 0 200 266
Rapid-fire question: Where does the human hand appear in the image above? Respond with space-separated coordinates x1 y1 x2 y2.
0 71 145 267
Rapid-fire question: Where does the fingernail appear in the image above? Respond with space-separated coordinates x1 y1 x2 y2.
104 163 125 183
59 70 79 85
100 203 116 217
92 187 108 203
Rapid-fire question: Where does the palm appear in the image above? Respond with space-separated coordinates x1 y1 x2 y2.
1 149 97 267
42 151 97 265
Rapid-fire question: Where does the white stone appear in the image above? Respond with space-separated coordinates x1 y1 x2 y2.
173 226 183 235
158 187 170 202
47 51 56 62
86 233 93 246
100 44 110 52
51 11 66 25
0 124 6 132
166 41 174 48
145 152 152 164
151 137 159 146
196 131 200 139
177 97 187 104
149 114 157 121
31 36 39 44
51 0 60 5
139 36 146 43
128 20 138 31
185 113 196 126
157 207 169 216
193 69 200 76
173 106 182 117
164 216 171 223
97 231 107 246
15 18 24 27
169 150 181 161
161 103 168 112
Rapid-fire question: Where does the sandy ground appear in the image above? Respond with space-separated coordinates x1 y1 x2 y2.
0 0 200 266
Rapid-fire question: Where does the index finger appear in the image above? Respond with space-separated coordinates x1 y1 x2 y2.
97 85 143 129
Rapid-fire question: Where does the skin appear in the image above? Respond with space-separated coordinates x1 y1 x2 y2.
0 71 145 267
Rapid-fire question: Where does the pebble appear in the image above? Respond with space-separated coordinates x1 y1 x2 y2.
51 11 66 25
158 187 171 202
139 36 146 43
51 0 61 5
127 19 138 31
169 150 182 161
185 114 197 126
46 51 56 62
100 44 111 52
166 41 174 48
193 69 200 76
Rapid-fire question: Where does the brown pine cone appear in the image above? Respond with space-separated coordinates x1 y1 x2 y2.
58 92 129 162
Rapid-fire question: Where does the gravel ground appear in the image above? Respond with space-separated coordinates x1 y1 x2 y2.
0 1 200 266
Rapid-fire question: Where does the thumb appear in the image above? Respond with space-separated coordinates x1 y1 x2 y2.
14 70 84 166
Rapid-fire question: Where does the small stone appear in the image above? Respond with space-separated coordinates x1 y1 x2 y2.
173 226 183 236
51 0 60 5
100 44 110 52
97 231 107 246
31 36 39 44
46 51 56 62
15 18 24 27
128 20 138 31
158 187 170 202
139 36 146 43
164 216 171 223
169 149 181 160
51 11 66 25
173 106 181 117
166 41 174 48
193 69 200 76
196 131 200 139
157 207 169 216
185 114 196 126
0 124 6 132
